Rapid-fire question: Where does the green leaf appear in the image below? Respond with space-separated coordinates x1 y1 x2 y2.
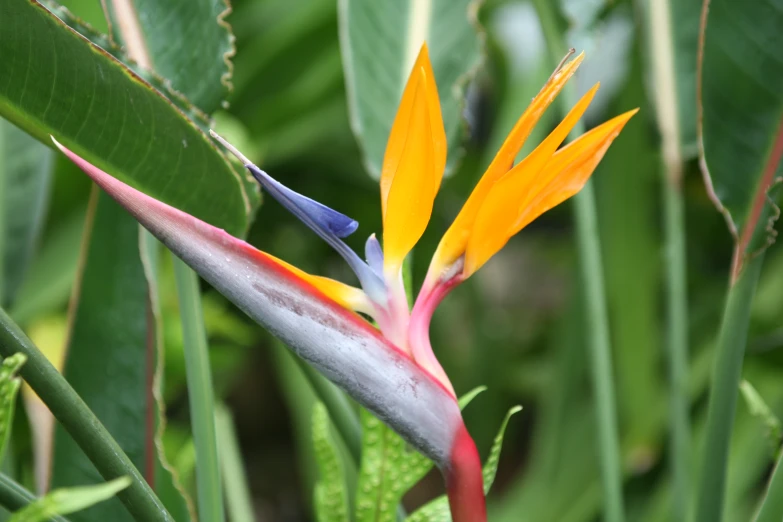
0 354 26 465
355 387 485 522
50 192 190 522
699 0 783 261
215 404 254 522
8 477 131 522
338 0 483 177
312 403 349 522
0 0 256 236
739 380 782 459
404 405 522 522
101 0 234 114
9 208 85 326
0 119 52 307
140 232 196 522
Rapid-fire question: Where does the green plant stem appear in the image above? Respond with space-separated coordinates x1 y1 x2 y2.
172 258 225 522
0 307 172 521
695 253 764 522
754 449 783 522
294 357 362 464
0 473 67 522
573 182 625 522
215 404 254 522
663 173 691 520
532 1 625 521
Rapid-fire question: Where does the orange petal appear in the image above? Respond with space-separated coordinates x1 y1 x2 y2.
431 52 585 271
382 67 438 276
266 255 374 316
512 109 639 232
381 44 446 221
463 84 600 276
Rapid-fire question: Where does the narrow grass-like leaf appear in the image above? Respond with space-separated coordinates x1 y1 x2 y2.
8 477 131 522
0 473 66 521
312 403 350 522
338 0 483 177
405 405 521 522
0 353 25 464
739 380 782 459
0 120 52 307
694 254 765 522
173 258 225 522
754 451 783 522
215 404 254 522
0 0 255 235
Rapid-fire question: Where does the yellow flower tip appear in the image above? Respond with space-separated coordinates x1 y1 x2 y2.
381 44 446 225
266 253 373 315
461 104 637 278
381 63 445 277
430 54 592 272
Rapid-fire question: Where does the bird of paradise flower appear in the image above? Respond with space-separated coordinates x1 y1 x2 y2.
53 46 636 522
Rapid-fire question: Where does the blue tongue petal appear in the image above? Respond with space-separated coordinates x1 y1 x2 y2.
365 234 384 280
248 167 358 238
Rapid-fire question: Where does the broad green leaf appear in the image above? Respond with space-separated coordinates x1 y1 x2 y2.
102 0 234 114
51 191 191 521
8 477 131 522
404 406 521 522
355 387 485 522
0 0 256 236
699 0 783 261
312 403 349 522
0 353 26 465
0 120 52 307
338 0 483 177
739 380 782 459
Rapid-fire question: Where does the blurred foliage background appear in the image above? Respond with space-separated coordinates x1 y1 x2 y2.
3 0 783 520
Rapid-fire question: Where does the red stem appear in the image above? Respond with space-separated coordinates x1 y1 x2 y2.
446 423 487 522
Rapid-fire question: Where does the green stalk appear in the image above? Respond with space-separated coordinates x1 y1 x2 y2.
663 174 690 519
646 0 692 515
694 253 764 522
754 449 783 522
215 404 254 522
532 1 625 521
172 258 224 522
572 182 625 522
0 307 172 521
0 473 67 522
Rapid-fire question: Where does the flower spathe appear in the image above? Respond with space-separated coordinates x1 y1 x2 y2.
54 46 635 522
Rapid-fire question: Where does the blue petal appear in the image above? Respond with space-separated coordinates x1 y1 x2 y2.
247 166 358 238
365 234 384 280
247 164 386 302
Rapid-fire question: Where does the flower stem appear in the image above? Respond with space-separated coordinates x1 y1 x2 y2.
662 168 691 520
532 1 626 520
445 423 486 522
694 253 764 522
0 307 173 521
172 258 225 522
